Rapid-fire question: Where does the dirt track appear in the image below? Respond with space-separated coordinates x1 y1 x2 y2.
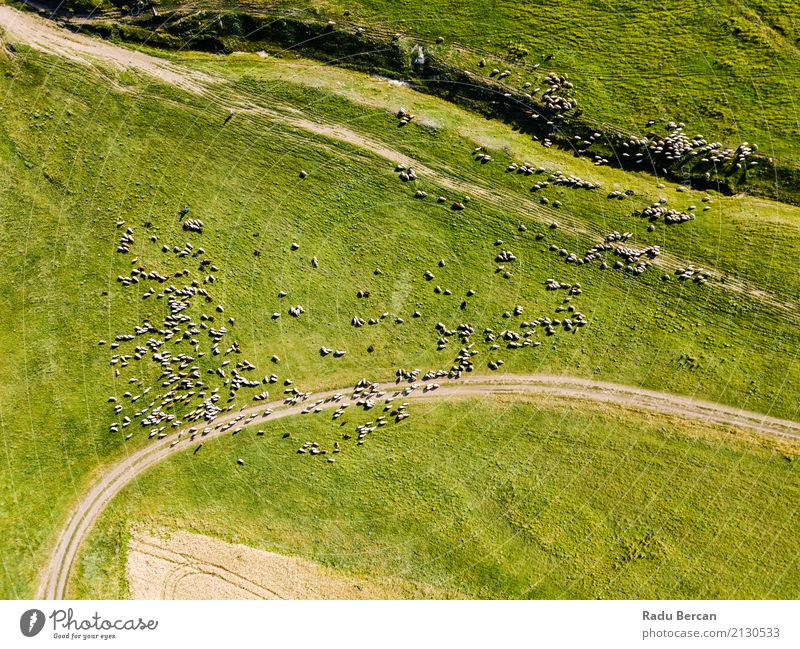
0 5 217 91
0 6 438 171
36 373 800 599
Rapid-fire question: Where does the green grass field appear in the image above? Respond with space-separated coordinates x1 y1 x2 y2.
42 0 800 171
72 397 800 599
0 6 798 598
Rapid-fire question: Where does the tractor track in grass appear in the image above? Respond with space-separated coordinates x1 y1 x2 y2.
37 373 800 599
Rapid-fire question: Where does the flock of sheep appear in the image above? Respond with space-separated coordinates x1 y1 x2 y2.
104 214 441 462
474 55 758 183
103 100 718 465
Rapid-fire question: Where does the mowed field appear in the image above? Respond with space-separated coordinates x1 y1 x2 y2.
123 528 458 598
74 397 800 599
0 4 798 598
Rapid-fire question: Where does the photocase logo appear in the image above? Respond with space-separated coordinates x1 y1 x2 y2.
20 609 45 637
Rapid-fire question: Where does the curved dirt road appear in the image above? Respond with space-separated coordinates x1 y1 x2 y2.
37 373 800 599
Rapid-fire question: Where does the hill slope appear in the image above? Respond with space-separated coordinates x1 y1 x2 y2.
21 0 800 202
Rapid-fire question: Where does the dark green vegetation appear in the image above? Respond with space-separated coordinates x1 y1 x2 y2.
24 0 800 203
73 397 800 599
0 7 798 599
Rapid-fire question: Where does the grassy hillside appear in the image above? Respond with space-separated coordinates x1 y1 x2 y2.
72 397 800 599
206 0 800 165
25 0 800 200
0 25 798 597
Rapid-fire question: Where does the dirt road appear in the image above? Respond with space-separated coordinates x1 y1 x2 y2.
0 5 216 91
36 373 800 599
